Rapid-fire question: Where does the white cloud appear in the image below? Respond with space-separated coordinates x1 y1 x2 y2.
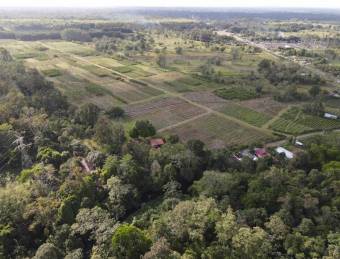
0 0 339 8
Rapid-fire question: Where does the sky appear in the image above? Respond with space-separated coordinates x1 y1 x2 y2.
0 0 339 9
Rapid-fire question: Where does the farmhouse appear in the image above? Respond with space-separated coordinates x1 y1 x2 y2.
275 147 294 159
150 138 165 148
324 113 338 120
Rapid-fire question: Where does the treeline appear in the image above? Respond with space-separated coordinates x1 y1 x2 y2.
258 59 324 86
0 21 135 41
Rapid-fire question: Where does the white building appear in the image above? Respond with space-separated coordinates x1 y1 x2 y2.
275 147 294 159
324 113 338 120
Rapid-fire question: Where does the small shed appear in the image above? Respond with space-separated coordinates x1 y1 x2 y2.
275 147 294 159
295 140 304 147
324 113 338 120
150 138 165 148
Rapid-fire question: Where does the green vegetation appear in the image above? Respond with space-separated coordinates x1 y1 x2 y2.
41 69 62 77
218 103 271 127
84 84 112 96
270 107 340 134
214 87 259 101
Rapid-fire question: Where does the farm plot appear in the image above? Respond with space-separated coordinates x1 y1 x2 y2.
124 97 206 129
183 92 271 126
270 107 340 134
239 97 287 117
214 87 259 101
0 41 50 60
164 114 274 149
217 102 271 127
49 72 125 108
53 57 162 103
44 41 97 56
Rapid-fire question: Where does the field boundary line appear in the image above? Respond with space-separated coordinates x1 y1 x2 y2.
262 105 292 129
158 111 212 133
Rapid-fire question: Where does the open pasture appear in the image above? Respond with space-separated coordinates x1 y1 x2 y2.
164 114 274 149
124 96 206 129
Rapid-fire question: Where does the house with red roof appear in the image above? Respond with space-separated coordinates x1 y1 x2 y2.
150 138 165 148
255 148 269 159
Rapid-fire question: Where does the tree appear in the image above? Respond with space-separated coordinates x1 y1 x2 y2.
129 120 156 138
309 85 320 98
33 243 62 259
232 227 272 259
191 171 239 200
75 103 100 127
111 224 151 259
61 29 91 42
105 176 140 219
106 106 125 119
175 47 183 55
37 147 68 168
94 116 126 154
156 55 167 68
231 48 241 62
216 207 238 245
142 237 178 259
0 48 13 62
71 207 117 257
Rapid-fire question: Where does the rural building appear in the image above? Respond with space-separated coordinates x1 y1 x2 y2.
80 158 94 173
240 149 257 161
330 91 340 98
324 113 338 120
295 140 304 147
150 138 165 148
255 148 269 159
275 147 294 159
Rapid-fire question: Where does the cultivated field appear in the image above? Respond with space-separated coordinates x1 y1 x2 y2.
124 96 206 129
270 107 340 134
164 114 274 149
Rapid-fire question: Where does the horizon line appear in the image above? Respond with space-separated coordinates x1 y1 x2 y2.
1 6 340 10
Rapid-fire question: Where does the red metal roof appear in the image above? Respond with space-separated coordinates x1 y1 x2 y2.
255 148 268 158
150 138 165 148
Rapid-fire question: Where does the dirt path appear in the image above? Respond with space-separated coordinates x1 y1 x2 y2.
39 41 273 136
265 128 340 148
158 111 212 133
262 105 292 129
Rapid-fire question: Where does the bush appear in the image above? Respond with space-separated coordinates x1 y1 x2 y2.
129 120 156 138
112 224 151 259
